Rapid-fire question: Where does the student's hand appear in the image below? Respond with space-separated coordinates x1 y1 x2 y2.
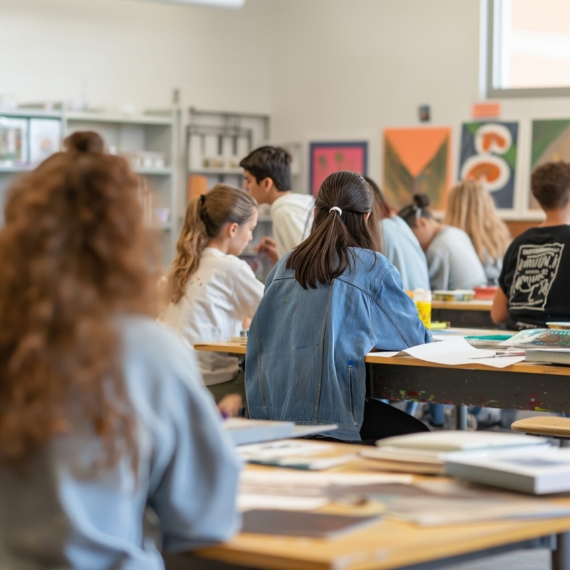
255 237 279 264
218 394 243 418
242 318 252 330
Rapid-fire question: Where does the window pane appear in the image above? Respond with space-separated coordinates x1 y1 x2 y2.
498 0 570 89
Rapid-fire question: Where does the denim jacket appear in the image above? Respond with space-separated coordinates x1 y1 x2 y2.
245 248 432 441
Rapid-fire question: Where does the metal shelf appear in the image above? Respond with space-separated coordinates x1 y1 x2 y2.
189 168 242 176
0 165 34 173
134 167 172 176
66 111 173 126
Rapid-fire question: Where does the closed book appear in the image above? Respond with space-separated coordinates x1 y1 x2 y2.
525 348 570 366
376 431 549 452
445 447 570 494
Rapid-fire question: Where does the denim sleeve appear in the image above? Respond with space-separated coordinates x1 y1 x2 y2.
148 353 241 552
371 264 432 350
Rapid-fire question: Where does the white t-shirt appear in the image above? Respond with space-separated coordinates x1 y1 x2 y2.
161 248 264 386
271 192 314 258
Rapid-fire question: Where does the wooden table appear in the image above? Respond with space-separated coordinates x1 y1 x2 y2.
168 443 570 570
194 334 570 430
431 299 494 329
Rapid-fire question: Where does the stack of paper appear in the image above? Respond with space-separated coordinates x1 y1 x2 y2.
238 469 412 512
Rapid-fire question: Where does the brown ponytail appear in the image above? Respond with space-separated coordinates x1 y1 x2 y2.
286 171 381 290
168 184 257 303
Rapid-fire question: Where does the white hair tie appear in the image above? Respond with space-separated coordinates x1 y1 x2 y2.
329 207 342 215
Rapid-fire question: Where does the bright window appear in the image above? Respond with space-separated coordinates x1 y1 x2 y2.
488 0 570 96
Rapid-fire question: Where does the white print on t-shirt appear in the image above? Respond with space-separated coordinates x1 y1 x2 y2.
509 243 564 311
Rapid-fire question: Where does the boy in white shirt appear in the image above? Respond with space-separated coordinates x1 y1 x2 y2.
240 146 313 262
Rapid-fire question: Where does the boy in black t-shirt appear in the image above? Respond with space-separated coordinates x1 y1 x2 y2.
492 161 570 330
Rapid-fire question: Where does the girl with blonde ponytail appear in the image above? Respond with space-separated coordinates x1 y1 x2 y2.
246 171 431 443
444 180 511 284
161 184 264 406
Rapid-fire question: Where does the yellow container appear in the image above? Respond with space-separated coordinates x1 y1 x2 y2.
413 289 432 328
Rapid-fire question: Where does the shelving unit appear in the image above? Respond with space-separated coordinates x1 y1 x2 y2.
0 105 181 266
185 107 272 250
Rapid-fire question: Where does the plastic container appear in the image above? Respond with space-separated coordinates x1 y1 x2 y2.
413 288 432 328
473 286 498 300
433 290 475 302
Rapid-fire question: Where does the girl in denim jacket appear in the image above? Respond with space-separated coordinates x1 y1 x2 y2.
246 171 431 442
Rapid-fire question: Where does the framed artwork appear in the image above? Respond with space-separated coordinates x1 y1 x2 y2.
458 121 519 210
0 117 28 165
383 127 451 211
530 119 570 209
309 141 368 195
29 118 62 165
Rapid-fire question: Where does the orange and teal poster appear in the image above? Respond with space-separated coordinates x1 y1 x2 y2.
459 121 518 210
383 127 451 210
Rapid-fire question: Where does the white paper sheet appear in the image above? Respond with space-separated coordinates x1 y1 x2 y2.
239 440 333 459
237 494 328 512
367 338 525 369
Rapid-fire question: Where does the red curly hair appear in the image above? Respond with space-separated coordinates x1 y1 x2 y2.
0 131 157 473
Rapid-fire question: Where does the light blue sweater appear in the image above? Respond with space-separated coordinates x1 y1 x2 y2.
382 216 430 291
0 316 241 570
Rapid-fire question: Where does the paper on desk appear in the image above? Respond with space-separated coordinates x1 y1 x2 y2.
368 338 525 369
239 440 333 460
238 494 328 512
240 471 412 496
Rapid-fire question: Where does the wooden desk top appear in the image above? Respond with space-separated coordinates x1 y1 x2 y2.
432 299 493 311
194 331 570 377
195 443 570 570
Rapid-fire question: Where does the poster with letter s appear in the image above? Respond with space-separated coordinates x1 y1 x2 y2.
458 121 518 210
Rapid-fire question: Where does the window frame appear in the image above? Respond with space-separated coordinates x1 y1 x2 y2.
486 0 570 98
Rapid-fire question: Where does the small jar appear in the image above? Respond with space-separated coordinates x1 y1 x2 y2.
413 288 432 329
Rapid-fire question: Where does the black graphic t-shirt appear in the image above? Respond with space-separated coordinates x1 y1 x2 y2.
499 225 570 330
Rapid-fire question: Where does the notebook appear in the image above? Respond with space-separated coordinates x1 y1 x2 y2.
445 447 570 494
224 418 338 446
501 329 570 349
240 509 382 538
525 348 570 366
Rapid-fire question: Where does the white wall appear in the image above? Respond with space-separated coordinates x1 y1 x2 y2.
270 0 481 191
0 0 273 113
269 0 570 218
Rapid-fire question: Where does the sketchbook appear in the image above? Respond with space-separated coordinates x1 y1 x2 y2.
224 418 338 445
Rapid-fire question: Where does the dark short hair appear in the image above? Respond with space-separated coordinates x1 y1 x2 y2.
398 194 434 228
239 146 292 191
531 161 570 210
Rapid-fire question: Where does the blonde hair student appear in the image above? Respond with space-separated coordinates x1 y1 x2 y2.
0 132 240 568
444 180 511 284
162 184 264 404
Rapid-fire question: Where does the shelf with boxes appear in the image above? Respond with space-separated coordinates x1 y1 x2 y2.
0 104 181 266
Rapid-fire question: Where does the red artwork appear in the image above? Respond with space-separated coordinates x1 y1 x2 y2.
309 142 368 195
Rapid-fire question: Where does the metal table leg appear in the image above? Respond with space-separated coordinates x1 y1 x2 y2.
553 532 570 570
456 405 468 430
